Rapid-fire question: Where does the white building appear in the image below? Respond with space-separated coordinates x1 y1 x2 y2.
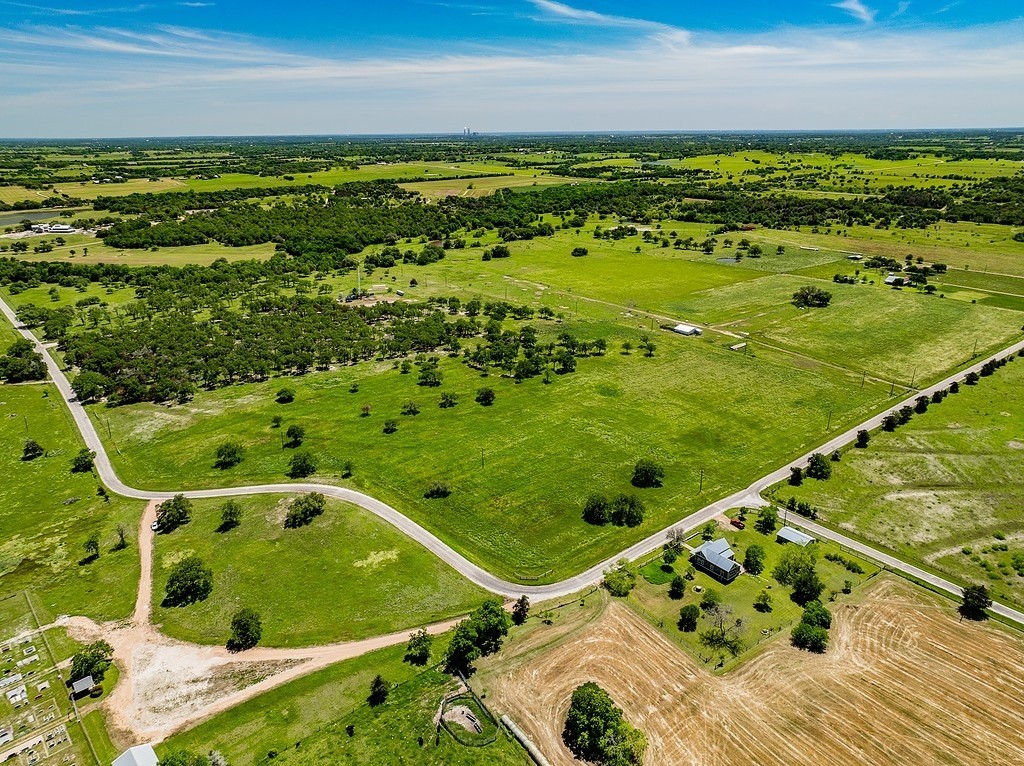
671 323 703 337
112 745 159 766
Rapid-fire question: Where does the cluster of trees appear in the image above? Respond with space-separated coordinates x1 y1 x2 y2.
772 546 825 606
583 494 645 527
563 682 647 766
791 600 832 653
158 495 193 533
602 561 637 597
70 640 114 684
442 599 512 674
792 285 833 309
0 338 46 382
284 492 326 528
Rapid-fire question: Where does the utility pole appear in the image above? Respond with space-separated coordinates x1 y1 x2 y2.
699 468 704 494
889 380 896 397
481 449 484 469
826 409 832 432
910 367 917 389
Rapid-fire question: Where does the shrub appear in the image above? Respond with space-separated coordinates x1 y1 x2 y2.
631 458 665 488
285 424 305 447
439 392 459 408
214 441 244 469
602 561 636 597
475 387 496 406
669 575 686 600
805 452 832 480
792 285 832 308
677 604 700 632
71 448 95 473
158 494 193 532
276 388 295 403
165 555 213 606
284 492 326 528
287 450 317 478
218 500 242 531
855 429 870 448
800 600 832 629
582 494 609 525
22 438 44 461
228 608 262 650
791 622 829 653
424 482 451 499
610 494 645 527
401 401 420 416
382 418 398 434
571 247 589 257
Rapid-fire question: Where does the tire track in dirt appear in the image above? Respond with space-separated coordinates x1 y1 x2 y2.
488 578 1024 766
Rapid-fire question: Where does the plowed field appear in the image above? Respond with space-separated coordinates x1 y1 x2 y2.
489 578 1024 765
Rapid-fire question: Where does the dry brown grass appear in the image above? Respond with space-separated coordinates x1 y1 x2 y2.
487 577 1024 766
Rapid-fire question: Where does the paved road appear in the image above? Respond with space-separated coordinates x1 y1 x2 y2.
3 294 1022 623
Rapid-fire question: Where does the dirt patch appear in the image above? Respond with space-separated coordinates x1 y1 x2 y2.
487 578 1024 766
1007 441 1024 450
443 705 482 734
352 549 399 569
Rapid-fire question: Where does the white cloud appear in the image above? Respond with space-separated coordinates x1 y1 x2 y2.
528 0 691 43
1 19 1022 135
832 0 876 24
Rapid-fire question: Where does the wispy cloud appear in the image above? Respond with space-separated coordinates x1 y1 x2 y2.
1 17 1022 135
893 1 911 17
178 2 214 6
528 0 690 43
0 1 148 15
832 0 876 24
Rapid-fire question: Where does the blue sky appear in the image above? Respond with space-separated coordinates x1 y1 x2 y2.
1 0 1022 136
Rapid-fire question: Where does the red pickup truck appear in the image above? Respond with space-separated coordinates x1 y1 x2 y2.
730 519 746 530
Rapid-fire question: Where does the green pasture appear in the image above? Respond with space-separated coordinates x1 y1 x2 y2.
262 667 528 766
399 174 576 198
0 185 49 204
150 494 488 647
0 383 144 623
776 356 1024 610
94 322 888 582
627 519 878 671
681 273 1023 386
4 239 277 266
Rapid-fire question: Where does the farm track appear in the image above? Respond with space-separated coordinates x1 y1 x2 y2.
2 294 1023 621
489 582 1024 766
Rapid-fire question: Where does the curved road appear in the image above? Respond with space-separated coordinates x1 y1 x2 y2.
3 296 1022 623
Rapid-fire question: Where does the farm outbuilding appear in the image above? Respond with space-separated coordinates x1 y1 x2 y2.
112 744 158 766
671 324 703 337
777 526 815 547
691 538 741 583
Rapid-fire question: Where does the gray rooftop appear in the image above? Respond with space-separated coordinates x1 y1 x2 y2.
694 538 739 573
71 676 94 695
777 526 815 546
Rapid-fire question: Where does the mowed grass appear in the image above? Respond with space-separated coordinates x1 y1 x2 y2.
5 238 277 266
0 185 49 204
399 174 577 199
53 178 188 198
150 494 488 647
96 328 887 582
0 382 144 623
778 356 1024 610
628 521 878 671
682 273 1023 385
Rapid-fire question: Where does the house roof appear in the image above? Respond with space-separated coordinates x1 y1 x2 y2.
112 745 159 766
777 526 815 546
693 538 739 573
71 676 94 694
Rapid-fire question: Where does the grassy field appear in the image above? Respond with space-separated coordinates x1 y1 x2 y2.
53 178 187 198
776 356 1024 610
628 519 877 671
0 382 144 623
95 325 888 582
163 636 528 766
399 174 577 198
150 494 488 647
2 238 277 266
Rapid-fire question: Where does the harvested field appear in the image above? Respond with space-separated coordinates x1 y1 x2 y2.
488 577 1024 766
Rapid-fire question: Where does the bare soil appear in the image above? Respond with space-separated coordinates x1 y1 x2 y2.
487 577 1024 766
